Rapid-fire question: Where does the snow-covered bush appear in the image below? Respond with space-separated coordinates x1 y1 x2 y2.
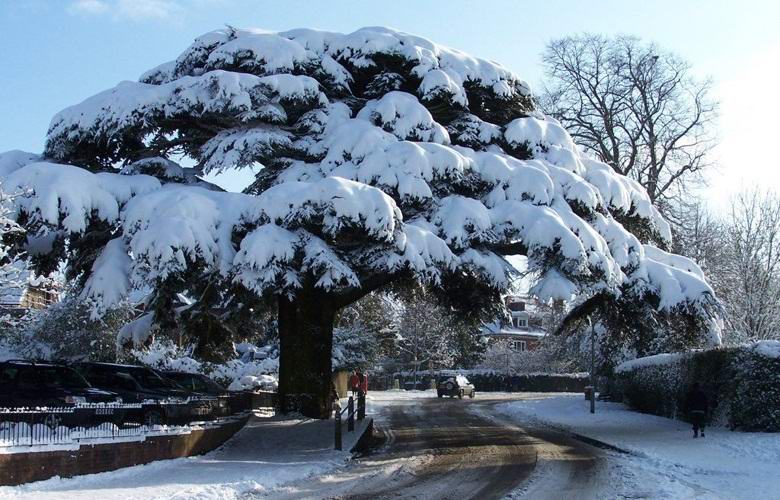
129 339 203 373
2 291 135 362
614 341 780 431
129 339 279 391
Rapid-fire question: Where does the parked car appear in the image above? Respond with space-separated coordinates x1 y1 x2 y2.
0 360 123 427
75 362 200 425
163 371 226 395
437 375 476 399
163 371 231 417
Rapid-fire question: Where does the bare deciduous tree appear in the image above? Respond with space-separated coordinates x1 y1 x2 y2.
540 34 718 222
722 190 780 342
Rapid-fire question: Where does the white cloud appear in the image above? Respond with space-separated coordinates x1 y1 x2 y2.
67 0 183 21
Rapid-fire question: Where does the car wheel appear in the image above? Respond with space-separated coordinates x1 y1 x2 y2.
143 409 164 427
469 390 475 399
437 392 443 398
458 390 463 399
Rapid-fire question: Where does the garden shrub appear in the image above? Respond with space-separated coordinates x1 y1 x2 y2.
614 341 780 431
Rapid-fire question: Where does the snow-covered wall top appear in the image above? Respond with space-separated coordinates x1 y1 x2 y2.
0 26 719 347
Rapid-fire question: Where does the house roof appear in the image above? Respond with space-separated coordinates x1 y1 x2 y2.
486 328 547 339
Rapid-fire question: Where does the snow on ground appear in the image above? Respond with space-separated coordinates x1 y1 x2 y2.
0 410 371 500
492 393 780 500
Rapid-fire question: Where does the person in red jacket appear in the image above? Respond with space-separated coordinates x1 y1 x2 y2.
349 370 360 396
359 371 368 396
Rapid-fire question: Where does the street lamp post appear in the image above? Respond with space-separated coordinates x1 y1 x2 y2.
588 316 596 414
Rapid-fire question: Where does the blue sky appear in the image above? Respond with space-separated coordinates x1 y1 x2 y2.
1 0 778 205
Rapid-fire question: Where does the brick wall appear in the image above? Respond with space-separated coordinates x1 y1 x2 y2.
0 417 248 487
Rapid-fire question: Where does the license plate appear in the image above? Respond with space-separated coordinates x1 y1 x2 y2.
95 408 114 415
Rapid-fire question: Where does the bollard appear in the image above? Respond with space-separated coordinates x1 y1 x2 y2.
334 411 342 450
357 392 365 420
347 396 354 432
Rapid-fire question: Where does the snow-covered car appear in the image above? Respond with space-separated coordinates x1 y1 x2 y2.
437 375 476 399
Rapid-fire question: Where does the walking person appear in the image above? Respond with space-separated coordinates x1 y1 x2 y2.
685 382 709 438
349 370 360 397
359 371 369 396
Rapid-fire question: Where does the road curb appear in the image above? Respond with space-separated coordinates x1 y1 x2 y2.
564 431 633 455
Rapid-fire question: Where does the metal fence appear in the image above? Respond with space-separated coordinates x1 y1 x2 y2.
334 393 366 450
0 394 255 448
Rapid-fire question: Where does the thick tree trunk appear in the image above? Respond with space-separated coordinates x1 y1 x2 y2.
277 290 336 419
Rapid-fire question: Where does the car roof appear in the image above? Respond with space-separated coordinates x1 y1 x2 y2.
1 359 66 368
78 361 147 369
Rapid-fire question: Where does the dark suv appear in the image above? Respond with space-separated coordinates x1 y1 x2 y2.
76 362 200 425
163 371 231 417
0 360 122 426
437 375 476 399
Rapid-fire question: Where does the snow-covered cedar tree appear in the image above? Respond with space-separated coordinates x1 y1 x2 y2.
0 27 719 418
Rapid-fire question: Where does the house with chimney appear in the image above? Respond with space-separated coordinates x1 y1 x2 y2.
481 294 547 351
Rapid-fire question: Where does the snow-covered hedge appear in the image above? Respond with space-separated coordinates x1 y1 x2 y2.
391 369 589 392
613 341 780 431
130 340 279 392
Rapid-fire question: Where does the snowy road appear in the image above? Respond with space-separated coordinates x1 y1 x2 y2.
265 392 606 499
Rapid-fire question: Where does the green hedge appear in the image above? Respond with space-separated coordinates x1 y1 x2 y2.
391 370 589 393
614 343 780 432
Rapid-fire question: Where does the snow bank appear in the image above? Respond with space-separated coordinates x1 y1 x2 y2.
751 340 780 359
493 394 780 500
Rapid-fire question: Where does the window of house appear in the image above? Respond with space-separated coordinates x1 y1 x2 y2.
510 340 527 351
512 317 528 328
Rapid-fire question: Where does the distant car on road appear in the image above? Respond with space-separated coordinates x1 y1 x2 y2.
437 375 476 399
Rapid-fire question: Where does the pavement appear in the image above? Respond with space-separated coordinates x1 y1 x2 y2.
0 411 372 499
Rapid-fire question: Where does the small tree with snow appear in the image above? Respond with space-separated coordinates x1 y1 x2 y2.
0 28 718 418
0 180 29 330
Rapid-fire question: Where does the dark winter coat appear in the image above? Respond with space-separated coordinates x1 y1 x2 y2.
686 388 709 413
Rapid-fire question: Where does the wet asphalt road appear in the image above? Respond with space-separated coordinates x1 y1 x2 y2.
265 394 606 500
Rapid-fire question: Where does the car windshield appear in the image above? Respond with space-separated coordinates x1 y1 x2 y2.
173 373 224 393
126 368 177 390
37 367 91 389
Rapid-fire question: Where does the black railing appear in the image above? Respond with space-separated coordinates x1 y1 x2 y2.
334 392 366 451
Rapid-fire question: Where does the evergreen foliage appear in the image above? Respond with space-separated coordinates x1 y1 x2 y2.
0 27 718 417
